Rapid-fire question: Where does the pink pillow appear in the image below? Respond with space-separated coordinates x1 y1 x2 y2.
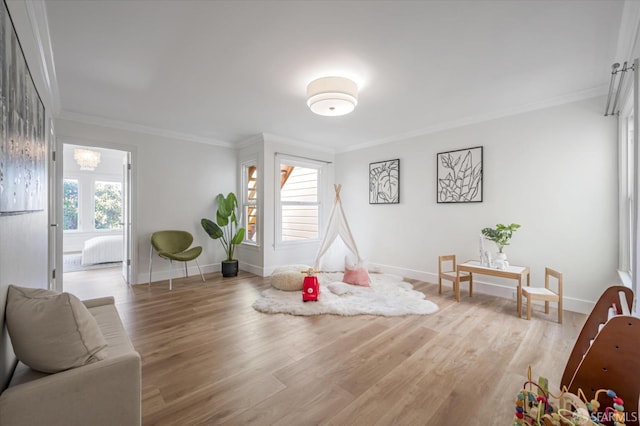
343 266 370 287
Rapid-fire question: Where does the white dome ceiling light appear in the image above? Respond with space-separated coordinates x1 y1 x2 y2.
306 76 358 116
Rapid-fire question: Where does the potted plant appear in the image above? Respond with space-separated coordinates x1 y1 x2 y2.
481 223 521 259
201 192 246 277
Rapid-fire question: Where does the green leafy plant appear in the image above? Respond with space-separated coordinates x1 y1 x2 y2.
201 192 246 261
481 223 521 253
94 181 122 230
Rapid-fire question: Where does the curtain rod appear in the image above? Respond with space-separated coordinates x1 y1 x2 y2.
274 152 333 164
605 61 636 117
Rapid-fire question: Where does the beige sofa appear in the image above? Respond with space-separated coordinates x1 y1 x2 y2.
0 296 141 426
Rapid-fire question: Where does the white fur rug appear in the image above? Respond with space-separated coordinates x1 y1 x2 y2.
252 272 439 316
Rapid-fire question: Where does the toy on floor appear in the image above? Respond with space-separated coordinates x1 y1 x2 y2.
513 366 627 426
301 268 320 302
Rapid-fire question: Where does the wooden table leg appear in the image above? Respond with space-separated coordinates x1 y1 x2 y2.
455 270 461 302
522 271 530 317
517 276 522 317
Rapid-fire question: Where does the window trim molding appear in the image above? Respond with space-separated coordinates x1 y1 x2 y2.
240 158 259 247
618 58 639 315
618 97 634 274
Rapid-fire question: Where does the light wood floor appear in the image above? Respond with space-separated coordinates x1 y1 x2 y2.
63 269 585 425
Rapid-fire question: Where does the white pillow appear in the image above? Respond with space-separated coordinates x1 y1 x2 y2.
6 285 108 373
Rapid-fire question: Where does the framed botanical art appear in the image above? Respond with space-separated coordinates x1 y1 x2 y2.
0 0 46 215
437 146 482 203
369 159 399 204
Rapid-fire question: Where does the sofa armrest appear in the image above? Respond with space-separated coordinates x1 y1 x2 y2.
82 296 116 309
0 352 141 426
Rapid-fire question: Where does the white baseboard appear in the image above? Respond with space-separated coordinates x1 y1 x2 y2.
369 262 594 315
240 261 264 277
136 262 219 285
136 261 268 284
136 260 596 314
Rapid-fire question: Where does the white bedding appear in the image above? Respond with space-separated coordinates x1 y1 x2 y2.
81 235 123 265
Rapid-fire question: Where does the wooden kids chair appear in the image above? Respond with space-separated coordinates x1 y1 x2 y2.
438 255 472 300
521 267 563 323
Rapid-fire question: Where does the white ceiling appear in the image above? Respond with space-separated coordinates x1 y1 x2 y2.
43 0 625 151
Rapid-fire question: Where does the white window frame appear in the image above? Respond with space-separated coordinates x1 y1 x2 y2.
618 88 635 289
241 159 259 246
275 155 325 247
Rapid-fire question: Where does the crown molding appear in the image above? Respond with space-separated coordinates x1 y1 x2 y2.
262 132 335 154
25 0 61 114
58 110 234 148
338 86 607 153
235 134 265 150
236 132 336 154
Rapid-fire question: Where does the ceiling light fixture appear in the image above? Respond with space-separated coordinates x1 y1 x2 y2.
74 148 101 171
306 76 358 116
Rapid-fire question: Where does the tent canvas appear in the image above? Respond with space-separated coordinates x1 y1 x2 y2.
313 184 361 270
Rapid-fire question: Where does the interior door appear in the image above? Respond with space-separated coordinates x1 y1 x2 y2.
121 152 132 285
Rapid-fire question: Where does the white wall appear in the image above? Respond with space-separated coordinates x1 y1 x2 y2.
1 1 52 387
336 97 618 313
54 119 237 285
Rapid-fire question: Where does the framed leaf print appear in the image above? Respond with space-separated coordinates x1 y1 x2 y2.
369 159 399 204
437 147 482 203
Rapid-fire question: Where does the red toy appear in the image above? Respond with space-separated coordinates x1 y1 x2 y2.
302 268 320 302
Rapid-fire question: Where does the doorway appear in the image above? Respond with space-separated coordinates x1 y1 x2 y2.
57 143 134 298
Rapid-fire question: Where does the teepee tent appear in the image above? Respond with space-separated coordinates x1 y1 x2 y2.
313 184 362 270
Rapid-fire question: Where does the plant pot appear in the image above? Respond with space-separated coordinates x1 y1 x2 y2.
221 260 239 277
494 252 508 270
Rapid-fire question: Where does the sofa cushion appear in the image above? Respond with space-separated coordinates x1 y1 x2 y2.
5 285 108 373
87 302 135 357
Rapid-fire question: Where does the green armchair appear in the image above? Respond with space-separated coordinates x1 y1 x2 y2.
148 230 205 290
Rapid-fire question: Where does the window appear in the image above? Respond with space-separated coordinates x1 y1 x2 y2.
617 61 638 308
94 181 122 230
278 159 322 242
619 100 634 285
242 160 258 244
627 113 634 276
63 179 79 230
64 177 123 233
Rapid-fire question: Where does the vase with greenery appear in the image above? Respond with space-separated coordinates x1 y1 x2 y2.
201 192 246 277
481 223 521 256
